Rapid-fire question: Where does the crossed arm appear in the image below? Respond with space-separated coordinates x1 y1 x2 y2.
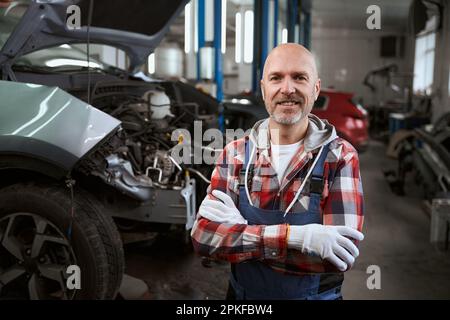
191 141 365 273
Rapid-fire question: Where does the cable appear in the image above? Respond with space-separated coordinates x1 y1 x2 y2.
284 145 325 215
186 168 211 184
168 155 183 172
65 177 76 241
244 143 256 206
86 0 94 105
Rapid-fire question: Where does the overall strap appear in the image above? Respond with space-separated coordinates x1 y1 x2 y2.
309 142 331 196
245 138 251 166
306 142 331 215
238 137 254 189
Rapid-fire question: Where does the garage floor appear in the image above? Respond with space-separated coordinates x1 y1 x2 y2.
125 139 450 300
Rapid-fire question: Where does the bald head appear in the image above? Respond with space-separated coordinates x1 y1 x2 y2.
262 43 318 81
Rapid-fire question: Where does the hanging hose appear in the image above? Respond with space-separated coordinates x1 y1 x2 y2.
86 0 94 104
65 177 76 241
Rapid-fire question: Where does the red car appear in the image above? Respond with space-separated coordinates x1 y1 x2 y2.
312 89 369 152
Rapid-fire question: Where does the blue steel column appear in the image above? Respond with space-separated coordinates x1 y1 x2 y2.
214 0 224 131
252 0 269 94
273 0 279 47
214 0 223 101
303 11 311 49
298 9 303 45
197 0 205 81
287 0 297 42
252 0 259 93
261 0 269 66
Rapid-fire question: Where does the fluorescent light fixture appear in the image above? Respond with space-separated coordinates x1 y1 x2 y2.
184 3 191 53
205 0 214 41
244 10 253 63
235 12 241 63
148 53 155 74
45 59 102 68
229 98 251 104
200 47 214 79
194 0 198 53
221 0 227 54
282 28 288 44
239 99 251 105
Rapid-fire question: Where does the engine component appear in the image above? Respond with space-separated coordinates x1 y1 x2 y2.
181 177 196 230
94 154 153 202
145 150 178 185
76 81 216 216
147 90 174 120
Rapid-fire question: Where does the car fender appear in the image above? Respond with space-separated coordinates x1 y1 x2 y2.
0 80 121 177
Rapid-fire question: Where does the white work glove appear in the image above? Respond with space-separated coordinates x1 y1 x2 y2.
288 224 364 271
198 190 247 224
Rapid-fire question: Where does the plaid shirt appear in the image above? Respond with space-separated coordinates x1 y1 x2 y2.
191 117 364 275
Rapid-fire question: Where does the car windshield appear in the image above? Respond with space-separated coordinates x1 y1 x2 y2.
14 44 112 72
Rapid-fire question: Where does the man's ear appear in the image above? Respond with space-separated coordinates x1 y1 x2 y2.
260 80 265 100
314 78 321 101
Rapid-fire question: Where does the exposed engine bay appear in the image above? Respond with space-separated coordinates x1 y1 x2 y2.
73 80 219 231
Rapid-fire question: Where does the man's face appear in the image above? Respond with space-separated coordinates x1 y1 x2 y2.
261 45 320 125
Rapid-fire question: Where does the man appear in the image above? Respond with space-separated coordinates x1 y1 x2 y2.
191 43 364 300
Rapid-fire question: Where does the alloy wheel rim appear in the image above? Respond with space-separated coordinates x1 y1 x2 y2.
0 213 77 300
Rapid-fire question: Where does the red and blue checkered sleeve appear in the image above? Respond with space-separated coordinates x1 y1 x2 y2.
322 139 365 233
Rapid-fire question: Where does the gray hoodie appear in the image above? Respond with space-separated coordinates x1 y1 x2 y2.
248 113 338 153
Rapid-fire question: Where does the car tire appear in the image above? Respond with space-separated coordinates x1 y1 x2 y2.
0 182 124 300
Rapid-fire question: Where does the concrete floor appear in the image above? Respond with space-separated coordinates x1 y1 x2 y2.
125 139 450 300
342 140 450 299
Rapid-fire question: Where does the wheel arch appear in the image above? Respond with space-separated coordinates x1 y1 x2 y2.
0 155 68 189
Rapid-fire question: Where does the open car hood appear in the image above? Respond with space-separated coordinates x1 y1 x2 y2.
0 0 188 72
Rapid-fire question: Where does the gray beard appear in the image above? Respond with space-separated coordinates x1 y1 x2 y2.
270 110 303 125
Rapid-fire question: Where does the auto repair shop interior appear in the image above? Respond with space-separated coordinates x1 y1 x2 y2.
0 0 450 300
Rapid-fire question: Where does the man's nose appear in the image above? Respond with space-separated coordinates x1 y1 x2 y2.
280 79 295 95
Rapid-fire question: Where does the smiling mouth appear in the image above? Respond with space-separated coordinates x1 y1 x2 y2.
276 100 301 106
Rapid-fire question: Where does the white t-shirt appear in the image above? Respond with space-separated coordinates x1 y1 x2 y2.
270 139 303 184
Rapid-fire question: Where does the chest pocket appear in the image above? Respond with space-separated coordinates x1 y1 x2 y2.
250 165 275 193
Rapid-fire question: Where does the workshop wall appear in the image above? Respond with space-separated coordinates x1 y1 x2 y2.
311 28 414 107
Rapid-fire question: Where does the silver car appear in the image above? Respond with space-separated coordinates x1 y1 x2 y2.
0 0 220 299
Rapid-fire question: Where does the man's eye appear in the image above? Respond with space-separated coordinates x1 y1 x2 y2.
270 76 280 81
295 76 307 81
